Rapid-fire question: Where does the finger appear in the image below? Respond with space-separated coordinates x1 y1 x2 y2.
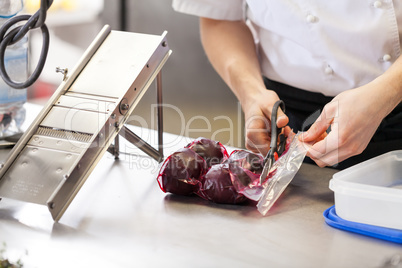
309 138 368 168
303 131 327 145
245 131 270 155
301 118 331 143
306 124 341 165
307 125 339 157
276 108 289 128
300 104 336 142
308 149 341 167
309 141 356 168
245 138 266 154
246 132 270 155
318 131 328 141
245 116 271 155
259 98 289 129
283 126 293 137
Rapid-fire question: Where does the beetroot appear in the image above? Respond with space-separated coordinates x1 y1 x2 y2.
198 163 248 204
157 138 268 205
157 148 207 196
227 150 264 188
186 137 228 167
156 134 297 206
225 150 266 200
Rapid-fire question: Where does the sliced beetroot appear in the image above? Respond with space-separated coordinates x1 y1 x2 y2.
198 163 248 204
186 137 229 168
157 148 207 196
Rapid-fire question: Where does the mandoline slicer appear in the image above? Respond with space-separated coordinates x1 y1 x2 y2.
0 25 171 221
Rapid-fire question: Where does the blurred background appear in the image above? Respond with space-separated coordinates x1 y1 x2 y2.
26 0 244 148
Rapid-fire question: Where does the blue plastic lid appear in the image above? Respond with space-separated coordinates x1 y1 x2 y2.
323 206 402 244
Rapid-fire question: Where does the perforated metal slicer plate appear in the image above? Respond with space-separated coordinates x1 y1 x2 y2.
0 25 171 221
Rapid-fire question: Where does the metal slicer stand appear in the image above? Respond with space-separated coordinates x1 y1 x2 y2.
0 25 171 221
107 71 164 162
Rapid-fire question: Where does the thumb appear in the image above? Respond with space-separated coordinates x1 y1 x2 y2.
276 108 289 128
300 110 333 143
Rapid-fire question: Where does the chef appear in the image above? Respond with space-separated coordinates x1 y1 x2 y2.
172 0 402 169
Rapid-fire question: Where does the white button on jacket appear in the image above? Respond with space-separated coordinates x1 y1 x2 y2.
374 1 383 8
306 14 317 23
172 0 402 97
383 54 392 62
325 66 334 75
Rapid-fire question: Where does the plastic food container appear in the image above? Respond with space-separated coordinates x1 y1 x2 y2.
329 150 402 230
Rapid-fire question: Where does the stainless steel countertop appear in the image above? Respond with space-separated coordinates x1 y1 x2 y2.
0 106 400 268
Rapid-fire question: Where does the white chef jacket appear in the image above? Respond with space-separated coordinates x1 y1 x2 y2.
172 0 402 97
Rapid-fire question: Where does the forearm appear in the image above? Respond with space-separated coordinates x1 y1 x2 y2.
371 55 402 116
199 17 288 154
199 18 265 109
